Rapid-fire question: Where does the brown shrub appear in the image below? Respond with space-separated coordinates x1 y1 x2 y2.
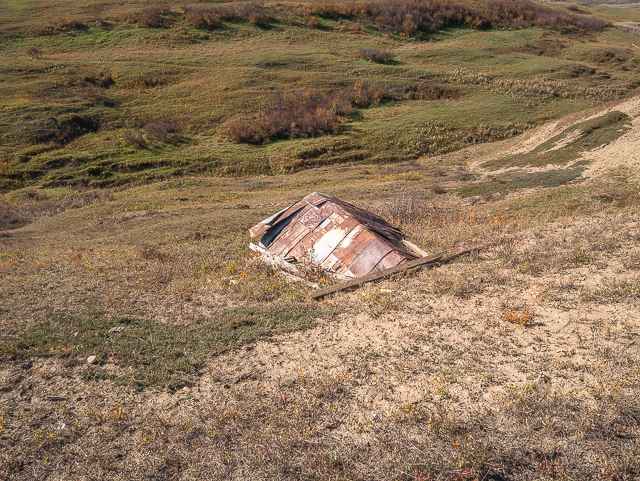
226 80 461 144
225 83 402 144
126 0 605 36
33 18 88 36
185 8 222 30
125 5 177 28
26 47 44 59
138 244 170 262
384 190 450 225
304 15 322 28
123 129 146 147
356 48 396 64
406 82 461 100
431 184 447 195
245 5 275 27
184 4 275 29
502 310 535 326
27 115 99 145
82 69 115 89
301 0 605 37
144 121 183 144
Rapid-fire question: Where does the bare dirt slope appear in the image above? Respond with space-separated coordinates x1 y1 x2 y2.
467 95 640 182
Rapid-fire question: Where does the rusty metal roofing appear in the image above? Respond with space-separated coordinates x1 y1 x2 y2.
249 192 417 278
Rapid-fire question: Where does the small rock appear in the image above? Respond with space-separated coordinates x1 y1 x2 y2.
182 386 191 392
87 355 97 365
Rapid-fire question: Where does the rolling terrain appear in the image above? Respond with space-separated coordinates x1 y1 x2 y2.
1 0 640 479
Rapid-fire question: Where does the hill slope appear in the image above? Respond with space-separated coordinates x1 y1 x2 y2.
1 94 639 479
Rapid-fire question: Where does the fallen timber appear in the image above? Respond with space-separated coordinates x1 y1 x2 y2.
310 248 477 300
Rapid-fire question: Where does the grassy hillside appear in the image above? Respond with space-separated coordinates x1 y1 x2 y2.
1 0 639 191
1 141 640 478
1 1 640 479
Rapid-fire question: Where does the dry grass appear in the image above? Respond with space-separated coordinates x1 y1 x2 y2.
1 1 640 475
1 147 639 477
1 361 637 479
614 22 640 36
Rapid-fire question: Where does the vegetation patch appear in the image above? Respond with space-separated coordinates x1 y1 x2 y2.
356 48 397 64
226 82 459 144
0 0 636 191
33 18 90 36
300 0 606 37
458 166 586 197
22 114 100 146
111 0 609 38
1 304 329 391
483 111 632 170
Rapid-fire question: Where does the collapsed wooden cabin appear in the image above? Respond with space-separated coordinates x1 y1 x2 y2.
249 192 420 278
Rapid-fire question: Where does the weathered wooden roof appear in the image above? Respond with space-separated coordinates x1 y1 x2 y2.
249 192 417 278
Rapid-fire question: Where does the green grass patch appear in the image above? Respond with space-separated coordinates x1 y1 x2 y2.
457 166 586 197
1 303 332 391
482 111 632 170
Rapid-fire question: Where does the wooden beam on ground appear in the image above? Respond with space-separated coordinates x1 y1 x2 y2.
401 239 429 258
249 243 319 289
310 247 483 300
310 251 445 300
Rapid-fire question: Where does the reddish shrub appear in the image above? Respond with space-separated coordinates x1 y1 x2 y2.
144 121 183 144
125 5 177 28
128 0 605 34
304 15 322 28
26 47 44 59
225 81 462 144
300 0 605 37
356 48 396 64
225 83 402 144
243 4 276 27
184 4 275 29
185 8 222 30
226 90 343 144
406 83 460 101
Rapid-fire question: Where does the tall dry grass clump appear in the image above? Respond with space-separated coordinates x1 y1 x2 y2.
614 22 640 36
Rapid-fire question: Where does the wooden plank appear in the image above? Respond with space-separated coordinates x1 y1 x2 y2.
249 243 319 289
250 242 354 284
377 250 412 271
310 251 445 300
401 239 429 258
310 246 481 300
348 238 395 277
